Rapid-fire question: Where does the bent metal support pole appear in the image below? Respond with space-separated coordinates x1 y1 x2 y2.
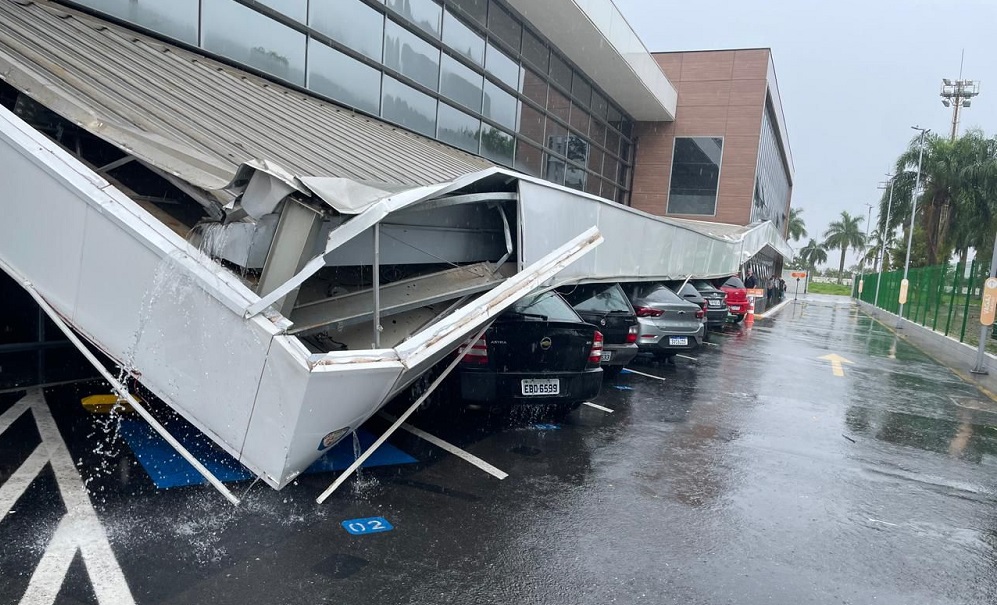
316 321 492 504
21 281 241 506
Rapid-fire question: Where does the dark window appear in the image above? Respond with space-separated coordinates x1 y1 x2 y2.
566 135 588 165
307 39 382 114
382 75 437 136
449 0 487 25
487 4 521 52
437 103 480 153
520 68 547 107
481 126 514 165
309 0 384 61
668 137 724 216
584 174 602 197
514 140 543 176
77 0 200 44
485 43 521 89
384 20 440 89
604 129 620 157
521 28 549 72
569 102 589 135
590 91 608 121
202 0 306 85
518 102 544 144
440 54 483 111
549 53 572 91
442 9 484 66
508 291 580 322
561 284 630 313
545 118 567 153
589 119 606 147
546 86 570 122
564 164 586 192
636 285 683 304
545 155 566 185
386 0 442 38
482 80 517 130
571 74 591 107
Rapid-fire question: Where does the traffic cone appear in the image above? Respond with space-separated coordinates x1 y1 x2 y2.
745 296 755 326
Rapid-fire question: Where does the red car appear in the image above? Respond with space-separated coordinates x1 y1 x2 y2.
717 276 750 322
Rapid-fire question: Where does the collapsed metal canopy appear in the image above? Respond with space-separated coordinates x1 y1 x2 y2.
0 0 491 191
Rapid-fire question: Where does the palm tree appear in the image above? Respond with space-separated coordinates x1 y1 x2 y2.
798 239 827 276
788 207 808 242
823 211 866 284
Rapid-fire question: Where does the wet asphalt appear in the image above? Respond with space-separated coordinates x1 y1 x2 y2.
3 293 997 604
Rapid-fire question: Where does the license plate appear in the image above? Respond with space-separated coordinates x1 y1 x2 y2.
708 299 722 307
600 351 612 362
668 336 688 346
521 378 560 396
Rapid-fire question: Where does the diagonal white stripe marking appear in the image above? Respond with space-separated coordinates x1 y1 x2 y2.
621 368 667 381
675 354 698 361
20 516 80 605
21 390 136 605
378 412 508 480
0 445 48 517
582 401 614 413
0 399 32 435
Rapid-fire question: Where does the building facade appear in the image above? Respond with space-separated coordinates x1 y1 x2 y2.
631 49 794 236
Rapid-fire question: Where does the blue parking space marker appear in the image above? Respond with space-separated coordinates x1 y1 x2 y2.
119 420 417 489
531 423 560 430
613 385 634 391
342 517 394 535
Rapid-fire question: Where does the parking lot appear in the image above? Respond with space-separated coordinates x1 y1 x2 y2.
4 293 997 604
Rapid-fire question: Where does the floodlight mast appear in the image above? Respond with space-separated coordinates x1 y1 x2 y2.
940 53 980 141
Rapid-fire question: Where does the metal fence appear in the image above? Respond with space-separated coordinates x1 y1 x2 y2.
855 262 996 353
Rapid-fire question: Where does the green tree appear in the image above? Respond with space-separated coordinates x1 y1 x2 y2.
823 211 866 284
788 207 807 242
798 238 827 276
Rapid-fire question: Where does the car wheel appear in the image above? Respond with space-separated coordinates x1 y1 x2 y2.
733 314 745 323
547 401 581 419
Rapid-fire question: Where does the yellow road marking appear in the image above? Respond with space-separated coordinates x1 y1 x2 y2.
818 353 854 377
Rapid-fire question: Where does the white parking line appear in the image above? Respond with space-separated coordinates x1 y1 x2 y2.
1 389 136 604
676 354 698 361
378 412 508 480
582 401 614 413
621 368 667 381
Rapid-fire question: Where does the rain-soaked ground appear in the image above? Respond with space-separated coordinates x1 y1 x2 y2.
3 293 997 604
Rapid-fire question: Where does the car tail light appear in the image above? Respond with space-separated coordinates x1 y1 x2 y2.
588 331 604 364
459 334 489 364
634 306 663 317
696 308 705 319
626 325 638 343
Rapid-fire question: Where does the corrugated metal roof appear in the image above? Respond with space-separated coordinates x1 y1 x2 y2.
0 0 491 190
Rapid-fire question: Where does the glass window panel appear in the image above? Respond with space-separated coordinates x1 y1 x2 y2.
440 55 483 111
591 92 608 121
587 147 604 175
588 119 606 147
619 119 634 139
604 129 620 156
518 102 544 144
617 187 629 205
566 135 589 165
437 103 481 153
569 102 589 135
485 43 521 89
544 155 565 185
602 155 619 179
480 126 514 165
442 9 484 66
522 28 549 72
75 0 199 44
549 53 572 91
521 68 547 107
482 81 517 130
386 0 442 38
603 181 617 203
309 0 384 61
564 164 586 192
584 173 602 196
546 86 570 122
384 20 441 90
203 0 306 85
487 4 521 52
545 118 567 154
571 75 591 107
307 39 381 115
668 137 724 215
449 0 486 25
382 75 438 136
514 140 543 176
619 140 633 165
607 104 624 130
257 0 307 22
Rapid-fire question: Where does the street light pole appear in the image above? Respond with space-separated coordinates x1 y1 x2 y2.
874 174 895 308
857 202 874 300
897 126 929 329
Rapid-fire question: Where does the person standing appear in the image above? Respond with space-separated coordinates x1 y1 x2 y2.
744 269 757 289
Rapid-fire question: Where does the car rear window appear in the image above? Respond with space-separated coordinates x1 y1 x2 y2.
560 284 630 313
636 285 684 304
691 280 715 291
723 277 745 289
507 291 582 322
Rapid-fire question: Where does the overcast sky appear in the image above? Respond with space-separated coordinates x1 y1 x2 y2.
614 0 997 260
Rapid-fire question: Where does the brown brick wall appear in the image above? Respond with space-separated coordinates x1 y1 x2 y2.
632 49 771 226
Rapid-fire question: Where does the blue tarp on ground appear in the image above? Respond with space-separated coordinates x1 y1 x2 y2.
118 419 417 489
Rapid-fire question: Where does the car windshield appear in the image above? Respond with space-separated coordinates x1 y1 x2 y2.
723 277 746 289
507 291 582 322
560 284 630 313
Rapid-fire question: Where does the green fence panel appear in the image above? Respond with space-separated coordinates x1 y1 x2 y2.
961 260 977 343
945 261 963 336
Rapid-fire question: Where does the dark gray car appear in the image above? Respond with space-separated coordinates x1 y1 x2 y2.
624 283 705 359
689 279 728 328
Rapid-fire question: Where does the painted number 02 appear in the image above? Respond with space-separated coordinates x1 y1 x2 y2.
341 516 394 535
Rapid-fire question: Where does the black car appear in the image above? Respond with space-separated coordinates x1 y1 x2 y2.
689 279 728 328
558 283 639 376
454 290 603 410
